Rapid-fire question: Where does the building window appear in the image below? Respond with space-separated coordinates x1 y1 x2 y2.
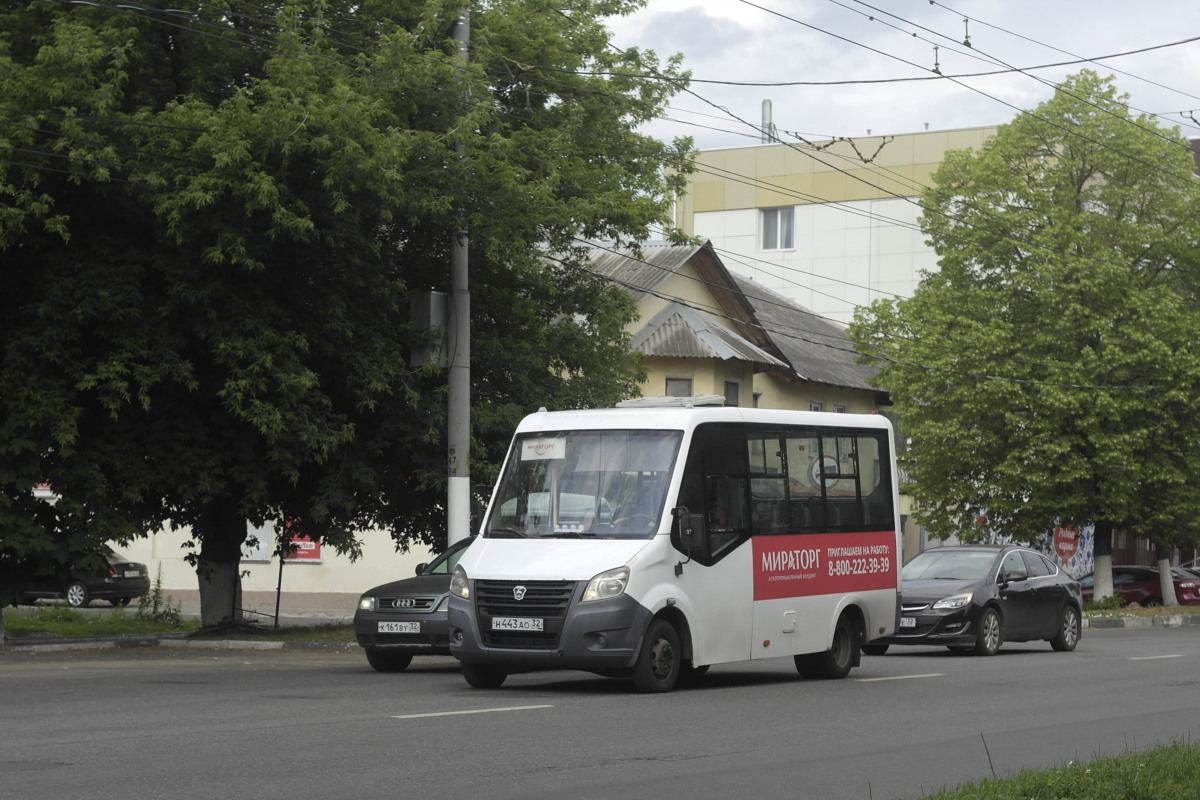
753 392 763 408
724 381 739 407
761 207 795 251
833 404 847 413
666 377 693 397
810 401 824 412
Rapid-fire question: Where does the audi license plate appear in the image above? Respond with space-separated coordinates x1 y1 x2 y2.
123 570 141 578
899 617 916 628
492 617 544 632
378 621 420 634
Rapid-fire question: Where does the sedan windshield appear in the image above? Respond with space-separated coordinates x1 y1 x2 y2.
485 429 683 539
902 549 997 581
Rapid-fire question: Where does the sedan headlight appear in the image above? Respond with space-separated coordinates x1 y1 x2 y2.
582 566 630 602
932 592 973 610
450 564 470 599
358 596 376 611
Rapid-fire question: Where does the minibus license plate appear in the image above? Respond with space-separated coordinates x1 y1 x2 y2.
378 621 420 634
899 617 916 628
492 617 544 632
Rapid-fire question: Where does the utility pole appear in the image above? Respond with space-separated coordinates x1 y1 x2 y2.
447 9 471 545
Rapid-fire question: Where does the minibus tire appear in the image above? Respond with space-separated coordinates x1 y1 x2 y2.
632 618 681 693
795 615 855 679
462 662 508 689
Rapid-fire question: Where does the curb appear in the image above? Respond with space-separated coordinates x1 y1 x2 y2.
1084 614 1200 629
1 635 358 654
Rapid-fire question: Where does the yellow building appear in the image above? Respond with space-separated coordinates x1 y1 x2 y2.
674 126 997 325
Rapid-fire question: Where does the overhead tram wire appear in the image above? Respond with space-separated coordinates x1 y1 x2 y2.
736 0 1199 189
565 239 1166 393
833 0 1200 142
926 0 1200 106
17 0 1194 376
627 12 1200 287
572 234 1128 386
54 0 1178 281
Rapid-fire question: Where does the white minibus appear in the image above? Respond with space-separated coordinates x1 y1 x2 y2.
447 404 901 692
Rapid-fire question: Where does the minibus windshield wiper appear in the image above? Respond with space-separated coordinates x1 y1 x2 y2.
487 527 528 538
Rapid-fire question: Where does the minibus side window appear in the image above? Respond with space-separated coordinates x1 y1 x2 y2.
676 423 749 565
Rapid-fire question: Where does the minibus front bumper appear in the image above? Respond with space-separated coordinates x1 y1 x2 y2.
447 590 654 672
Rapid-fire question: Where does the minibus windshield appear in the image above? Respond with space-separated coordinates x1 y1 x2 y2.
485 429 683 540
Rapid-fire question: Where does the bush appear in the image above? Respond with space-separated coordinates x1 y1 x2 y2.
133 566 184 628
1084 594 1127 613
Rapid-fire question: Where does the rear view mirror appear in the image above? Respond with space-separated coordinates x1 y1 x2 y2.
671 507 711 572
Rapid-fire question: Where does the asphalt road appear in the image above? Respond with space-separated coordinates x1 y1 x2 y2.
2 626 1198 800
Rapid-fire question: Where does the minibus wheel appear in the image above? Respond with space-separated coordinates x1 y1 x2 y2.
795 614 856 679
462 662 508 689
632 618 681 693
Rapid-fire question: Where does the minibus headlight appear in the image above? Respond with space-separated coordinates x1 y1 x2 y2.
450 564 470 599
358 596 376 611
932 592 972 610
582 566 630 602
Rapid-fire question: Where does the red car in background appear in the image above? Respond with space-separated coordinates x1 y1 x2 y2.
1079 565 1200 607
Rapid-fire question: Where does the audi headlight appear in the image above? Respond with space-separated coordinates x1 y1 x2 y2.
450 564 470 599
932 592 972 610
582 566 630 602
358 596 376 611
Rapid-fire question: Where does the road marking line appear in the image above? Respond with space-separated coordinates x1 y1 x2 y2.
857 673 943 682
1130 654 1185 661
394 705 554 719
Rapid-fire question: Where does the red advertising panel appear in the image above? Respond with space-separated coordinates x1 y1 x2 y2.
1053 526 1078 562
284 534 322 561
753 530 898 600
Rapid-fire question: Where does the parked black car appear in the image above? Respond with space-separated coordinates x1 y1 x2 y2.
863 545 1082 656
22 547 150 608
354 537 474 672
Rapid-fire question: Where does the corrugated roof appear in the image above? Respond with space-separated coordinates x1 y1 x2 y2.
584 243 705 298
730 274 879 391
631 302 787 368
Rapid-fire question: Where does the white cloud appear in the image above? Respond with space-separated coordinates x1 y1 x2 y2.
608 0 1200 148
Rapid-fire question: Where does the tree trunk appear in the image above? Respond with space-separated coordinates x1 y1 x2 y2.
1155 551 1179 607
1092 520 1115 601
196 557 243 627
193 500 249 627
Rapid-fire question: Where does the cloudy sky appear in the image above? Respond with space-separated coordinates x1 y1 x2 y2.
607 0 1200 150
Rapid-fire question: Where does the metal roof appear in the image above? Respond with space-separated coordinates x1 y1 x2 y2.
630 302 787 368
729 274 878 391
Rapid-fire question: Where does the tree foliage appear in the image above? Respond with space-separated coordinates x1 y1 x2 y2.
0 0 692 616
849 72 1200 572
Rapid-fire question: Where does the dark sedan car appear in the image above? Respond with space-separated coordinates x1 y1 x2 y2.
863 545 1082 656
1079 566 1200 607
22 547 150 608
354 537 474 672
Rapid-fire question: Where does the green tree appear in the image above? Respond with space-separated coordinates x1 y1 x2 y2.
0 0 692 623
848 71 1200 601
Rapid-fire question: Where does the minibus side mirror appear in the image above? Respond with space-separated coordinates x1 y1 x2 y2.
671 507 710 572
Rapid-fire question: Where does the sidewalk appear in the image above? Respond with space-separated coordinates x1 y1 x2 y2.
1 595 359 653
4 604 1200 654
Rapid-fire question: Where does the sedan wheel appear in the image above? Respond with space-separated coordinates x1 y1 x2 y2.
973 607 1002 656
1050 605 1081 652
365 648 413 672
65 581 91 608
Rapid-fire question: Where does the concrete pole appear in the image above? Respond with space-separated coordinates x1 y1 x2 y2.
447 10 471 545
